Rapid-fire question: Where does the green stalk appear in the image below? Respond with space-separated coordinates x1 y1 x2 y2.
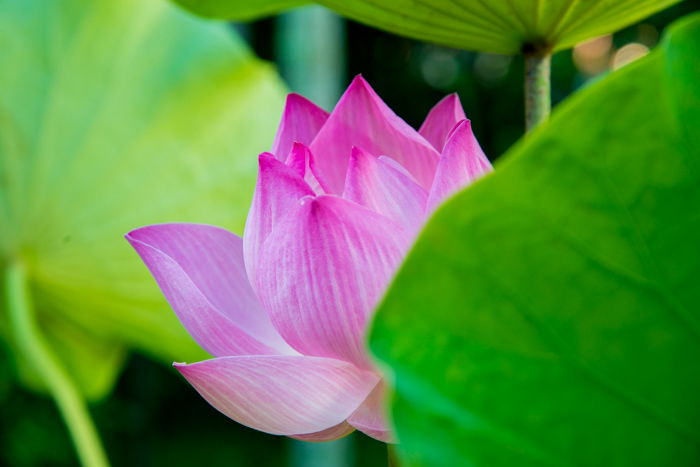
5 261 109 467
387 444 400 466
276 5 346 110
524 48 552 132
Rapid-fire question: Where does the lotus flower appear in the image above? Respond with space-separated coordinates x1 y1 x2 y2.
126 76 491 442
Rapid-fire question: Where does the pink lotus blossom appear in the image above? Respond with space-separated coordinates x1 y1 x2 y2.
126 76 491 442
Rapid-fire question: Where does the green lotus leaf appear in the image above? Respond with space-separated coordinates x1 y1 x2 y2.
174 0 680 54
0 0 286 399
370 12 700 466
177 0 307 21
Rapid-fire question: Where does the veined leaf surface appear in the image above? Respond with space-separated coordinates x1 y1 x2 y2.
174 0 680 53
371 13 700 466
0 0 286 399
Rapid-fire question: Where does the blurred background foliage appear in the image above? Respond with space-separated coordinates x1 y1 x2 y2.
1 0 698 466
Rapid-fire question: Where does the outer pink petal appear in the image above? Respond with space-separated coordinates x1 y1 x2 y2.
291 421 355 442
175 355 380 436
243 153 315 285
284 142 330 194
418 94 467 152
348 381 394 443
310 75 439 192
254 195 410 369
126 224 293 356
272 93 329 160
343 147 427 233
426 120 493 213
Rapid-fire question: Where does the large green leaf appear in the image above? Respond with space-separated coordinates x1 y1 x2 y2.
174 0 680 54
177 0 307 21
370 12 700 466
0 0 286 399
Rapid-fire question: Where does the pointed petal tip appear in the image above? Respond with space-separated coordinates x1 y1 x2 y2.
125 224 159 242
124 227 152 253
441 92 464 109
284 93 321 112
272 95 329 158
285 92 308 103
258 151 276 163
419 94 469 152
349 145 371 160
443 119 473 144
257 153 281 173
285 92 306 102
424 93 463 122
258 152 297 175
347 74 373 93
454 118 471 131
173 361 196 375
284 142 306 177
441 92 460 105
285 142 330 193
446 118 476 142
427 116 491 212
312 73 439 191
449 92 463 104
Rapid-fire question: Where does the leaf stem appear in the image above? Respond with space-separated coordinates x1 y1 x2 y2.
387 444 400 466
524 48 552 132
4 261 110 467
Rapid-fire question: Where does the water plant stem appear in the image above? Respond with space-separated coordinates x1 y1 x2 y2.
5 261 109 467
388 444 400 466
524 49 552 132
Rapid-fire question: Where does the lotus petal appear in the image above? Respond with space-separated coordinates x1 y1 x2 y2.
427 120 492 213
126 224 294 356
343 147 427 232
310 75 439 192
175 355 379 435
243 153 315 284
285 142 330 194
291 421 355 442
348 381 394 442
254 195 410 368
419 94 467 152
272 93 329 160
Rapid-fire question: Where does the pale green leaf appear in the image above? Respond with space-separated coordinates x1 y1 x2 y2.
0 0 286 398
175 0 680 53
177 0 308 20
